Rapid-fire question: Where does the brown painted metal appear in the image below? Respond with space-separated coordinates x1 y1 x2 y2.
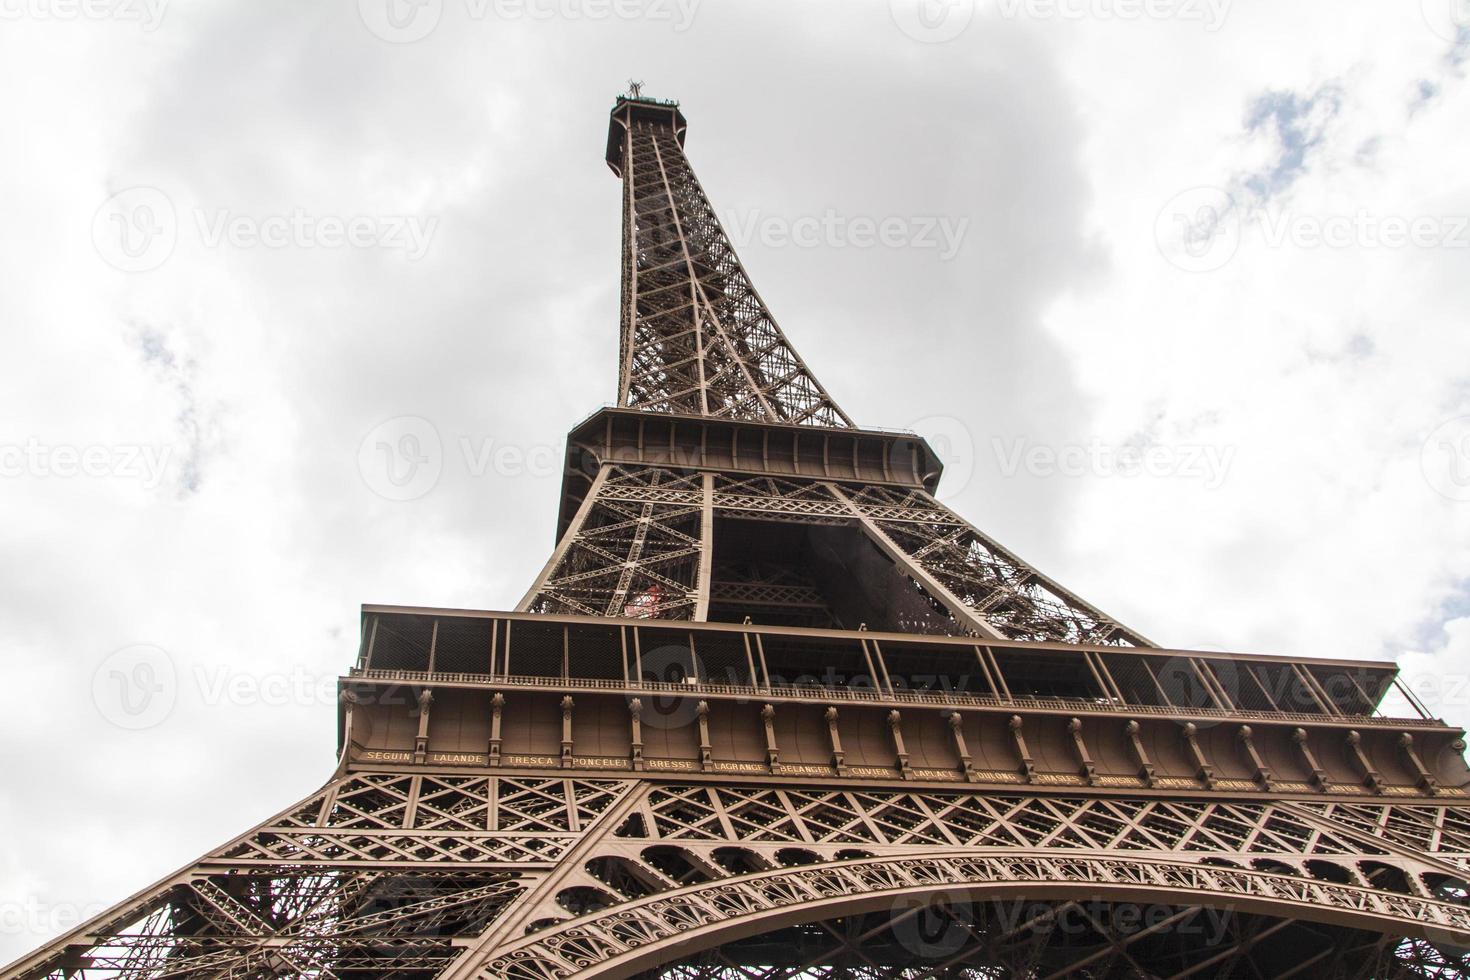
11 91 1470 980
606 96 850 427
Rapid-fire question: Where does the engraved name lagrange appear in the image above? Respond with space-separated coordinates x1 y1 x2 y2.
11 93 1470 980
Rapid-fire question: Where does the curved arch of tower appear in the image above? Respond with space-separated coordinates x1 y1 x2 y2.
11 92 1470 980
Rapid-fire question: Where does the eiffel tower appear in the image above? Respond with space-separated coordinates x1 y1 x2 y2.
13 91 1470 980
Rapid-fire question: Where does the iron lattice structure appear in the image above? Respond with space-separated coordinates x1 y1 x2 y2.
11 92 1470 979
610 98 850 427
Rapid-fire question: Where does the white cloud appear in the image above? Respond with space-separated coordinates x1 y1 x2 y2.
1399 617 1470 724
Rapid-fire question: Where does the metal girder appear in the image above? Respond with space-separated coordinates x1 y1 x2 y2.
13 773 1470 979
613 97 852 428
522 464 1151 645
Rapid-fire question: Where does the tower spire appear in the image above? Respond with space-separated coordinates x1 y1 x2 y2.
606 94 854 427
517 93 1152 643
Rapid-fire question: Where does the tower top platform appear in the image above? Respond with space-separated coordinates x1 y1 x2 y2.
606 93 687 175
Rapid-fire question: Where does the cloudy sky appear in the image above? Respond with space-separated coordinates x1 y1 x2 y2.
2 0 1469 962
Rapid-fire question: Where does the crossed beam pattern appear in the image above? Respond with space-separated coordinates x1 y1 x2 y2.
835 483 1148 645
468 778 1470 977
523 464 1147 645
522 466 708 619
613 99 852 427
708 562 840 628
16 777 626 979
23 869 523 979
19 775 1470 978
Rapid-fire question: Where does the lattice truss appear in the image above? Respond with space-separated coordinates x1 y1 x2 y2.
708 562 838 628
524 466 1146 644
617 785 1470 860
20 775 1470 979
713 473 851 525
525 466 705 620
841 485 1147 646
18 776 629 980
479 782 1470 979
617 115 851 427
